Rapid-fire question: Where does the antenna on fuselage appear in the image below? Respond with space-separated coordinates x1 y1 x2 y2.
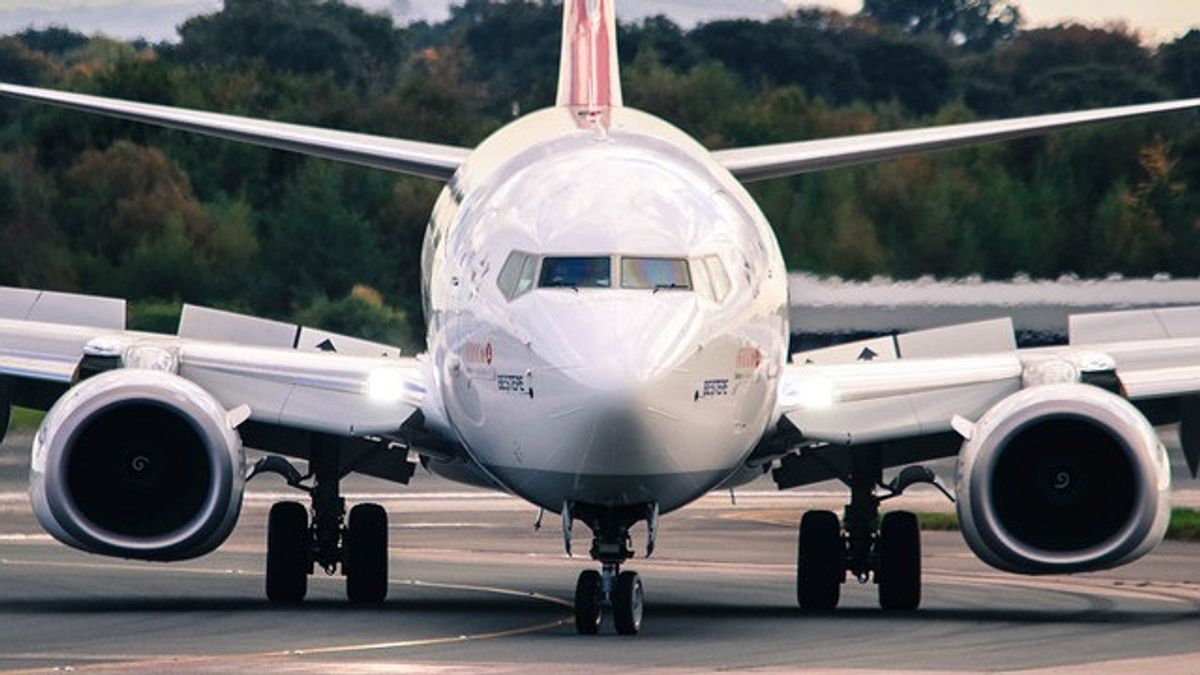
556 0 623 111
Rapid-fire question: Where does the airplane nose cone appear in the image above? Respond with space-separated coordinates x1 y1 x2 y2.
527 293 703 392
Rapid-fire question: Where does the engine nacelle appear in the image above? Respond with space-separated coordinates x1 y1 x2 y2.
957 383 1170 574
30 369 244 561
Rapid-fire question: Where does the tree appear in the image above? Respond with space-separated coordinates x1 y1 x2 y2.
295 284 418 352
256 160 376 309
0 150 73 289
849 35 952 114
58 141 258 301
172 0 408 91
16 27 88 56
862 0 1020 50
0 38 53 86
1024 64 1167 111
692 17 864 104
623 51 746 147
443 0 561 115
1160 30 1200 97
619 16 700 73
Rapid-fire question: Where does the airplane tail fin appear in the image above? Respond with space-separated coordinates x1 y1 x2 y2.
556 0 622 110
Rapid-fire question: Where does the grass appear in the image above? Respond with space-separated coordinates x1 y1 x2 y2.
904 509 1200 542
912 511 960 532
7 407 44 432
1168 508 1200 541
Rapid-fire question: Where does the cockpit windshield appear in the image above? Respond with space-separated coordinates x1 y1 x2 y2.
500 253 714 300
539 257 612 289
621 257 692 291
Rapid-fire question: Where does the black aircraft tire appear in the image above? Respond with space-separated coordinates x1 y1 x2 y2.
345 503 389 604
266 501 309 603
613 571 644 635
797 510 842 610
878 511 921 611
574 570 604 634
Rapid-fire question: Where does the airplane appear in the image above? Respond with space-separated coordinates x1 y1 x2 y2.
1 0 1199 636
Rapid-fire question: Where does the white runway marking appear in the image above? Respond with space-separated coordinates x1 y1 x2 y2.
393 522 492 528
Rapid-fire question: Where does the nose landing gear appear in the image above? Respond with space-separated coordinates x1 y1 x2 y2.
574 565 644 635
567 503 652 635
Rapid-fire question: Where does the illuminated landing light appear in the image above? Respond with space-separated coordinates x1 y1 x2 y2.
367 368 412 404
787 374 836 410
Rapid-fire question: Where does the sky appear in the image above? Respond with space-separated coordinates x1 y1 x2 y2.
0 0 1195 44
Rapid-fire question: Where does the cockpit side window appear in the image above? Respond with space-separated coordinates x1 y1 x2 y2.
702 255 731 303
620 257 691 291
514 254 539 296
539 257 612 289
498 251 538 301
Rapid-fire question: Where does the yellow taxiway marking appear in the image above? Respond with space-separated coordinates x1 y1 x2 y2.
0 556 574 672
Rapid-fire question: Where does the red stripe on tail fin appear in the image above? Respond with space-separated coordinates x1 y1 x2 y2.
556 0 622 110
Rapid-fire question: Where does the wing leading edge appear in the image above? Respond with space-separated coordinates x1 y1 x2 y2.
0 83 470 181
776 311 1200 478
714 98 1200 183
0 288 426 438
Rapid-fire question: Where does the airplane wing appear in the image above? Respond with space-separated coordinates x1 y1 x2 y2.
775 311 1200 479
0 83 469 181
0 287 427 444
713 98 1200 182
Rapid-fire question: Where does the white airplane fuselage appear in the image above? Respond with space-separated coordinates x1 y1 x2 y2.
421 106 789 513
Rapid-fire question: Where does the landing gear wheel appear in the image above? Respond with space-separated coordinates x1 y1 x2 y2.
266 501 309 603
574 570 604 634
797 510 843 610
877 511 921 611
613 571 644 635
345 503 389 604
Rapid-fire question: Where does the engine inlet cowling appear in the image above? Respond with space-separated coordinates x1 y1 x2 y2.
956 383 1170 574
30 369 244 561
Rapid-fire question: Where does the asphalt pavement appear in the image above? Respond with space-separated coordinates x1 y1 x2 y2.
0 433 1198 673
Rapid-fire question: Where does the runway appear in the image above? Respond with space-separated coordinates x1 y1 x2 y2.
1 435 1199 673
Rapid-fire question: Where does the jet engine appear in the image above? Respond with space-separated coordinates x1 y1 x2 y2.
30 369 245 561
956 383 1170 574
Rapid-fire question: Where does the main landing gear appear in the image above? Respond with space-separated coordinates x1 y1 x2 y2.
567 503 655 635
794 449 950 612
250 437 391 604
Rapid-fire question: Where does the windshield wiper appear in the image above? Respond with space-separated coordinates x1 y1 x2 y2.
653 283 687 294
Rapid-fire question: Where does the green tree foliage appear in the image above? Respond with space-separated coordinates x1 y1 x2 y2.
16 27 88 57
296 285 418 353
619 15 701 73
1160 30 1200 97
256 159 376 308
0 38 54 86
863 0 1020 51
439 0 561 114
689 16 862 105
0 0 1198 349
977 25 1158 114
57 141 258 301
171 0 407 90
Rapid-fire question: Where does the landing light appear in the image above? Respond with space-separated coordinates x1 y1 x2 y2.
366 368 410 404
790 374 836 410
